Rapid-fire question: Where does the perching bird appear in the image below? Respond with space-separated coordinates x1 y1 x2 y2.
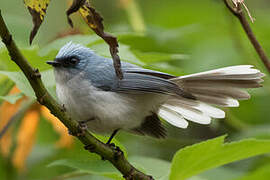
47 42 264 143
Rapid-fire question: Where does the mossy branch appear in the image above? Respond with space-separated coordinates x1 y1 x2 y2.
0 10 153 180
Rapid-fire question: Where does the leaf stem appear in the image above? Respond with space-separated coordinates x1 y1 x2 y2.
223 0 270 74
120 0 146 33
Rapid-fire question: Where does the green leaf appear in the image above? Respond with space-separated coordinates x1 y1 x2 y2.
0 42 4 49
236 163 270 180
48 158 123 180
39 34 143 66
170 135 270 180
0 70 56 99
0 75 14 100
233 125 270 141
132 50 189 64
40 69 57 99
0 93 23 104
39 35 100 56
0 46 55 71
129 156 171 180
198 167 244 180
0 71 34 97
47 136 127 180
91 43 143 65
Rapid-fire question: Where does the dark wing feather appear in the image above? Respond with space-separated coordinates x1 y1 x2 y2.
124 67 176 79
114 72 180 95
85 59 194 98
115 68 194 98
132 113 167 138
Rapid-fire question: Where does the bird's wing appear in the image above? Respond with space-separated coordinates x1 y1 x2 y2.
115 71 180 95
86 63 193 98
123 67 176 79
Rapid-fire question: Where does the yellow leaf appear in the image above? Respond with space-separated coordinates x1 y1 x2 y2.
66 0 86 27
79 0 123 79
41 106 73 148
0 87 24 157
12 106 40 171
23 0 51 44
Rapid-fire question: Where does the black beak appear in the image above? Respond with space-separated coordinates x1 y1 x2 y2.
46 61 61 67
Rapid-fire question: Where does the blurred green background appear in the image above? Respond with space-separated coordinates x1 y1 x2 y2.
0 0 269 179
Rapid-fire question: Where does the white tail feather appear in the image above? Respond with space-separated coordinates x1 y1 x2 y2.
195 103 225 119
179 65 260 79
159 65 264 128
162 104 211 124
158 107 188 128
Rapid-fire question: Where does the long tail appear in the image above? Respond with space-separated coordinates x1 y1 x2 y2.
158 65 265 128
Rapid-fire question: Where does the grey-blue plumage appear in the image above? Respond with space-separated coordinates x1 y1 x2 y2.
47 42 264 139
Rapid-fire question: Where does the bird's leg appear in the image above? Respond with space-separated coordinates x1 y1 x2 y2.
101 129 123 161
106 129 119 145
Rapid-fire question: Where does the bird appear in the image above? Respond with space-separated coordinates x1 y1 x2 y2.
46 42 265 144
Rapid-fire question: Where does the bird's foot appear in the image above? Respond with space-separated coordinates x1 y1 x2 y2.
69 117 95 137
112 145 123 161
103 143 123 161
68 120 88 137
77 120 89 136
61 104 66 112
79 120 88 131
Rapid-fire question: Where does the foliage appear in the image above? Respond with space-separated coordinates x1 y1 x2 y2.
24 0 123 78
1 0 270 180
170 136 270 180
23 0 51 44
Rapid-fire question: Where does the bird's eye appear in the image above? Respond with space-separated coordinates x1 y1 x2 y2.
69 58 79 65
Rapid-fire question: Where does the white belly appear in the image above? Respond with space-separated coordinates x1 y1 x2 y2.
56 76 166 134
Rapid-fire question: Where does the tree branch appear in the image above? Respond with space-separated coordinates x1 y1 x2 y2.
223 0 270 74
0 10 153 180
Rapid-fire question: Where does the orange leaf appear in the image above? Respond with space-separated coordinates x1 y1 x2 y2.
41 106 73 148
0 87 24 156
12 106 39 171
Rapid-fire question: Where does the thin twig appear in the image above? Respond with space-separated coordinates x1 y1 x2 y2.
0 10 153 180
223 0 270 74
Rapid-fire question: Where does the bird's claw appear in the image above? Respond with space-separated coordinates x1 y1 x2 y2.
76 121 88 136
101 143 123 161
79 121 88 131
113 146 123 161
61 104 66 112
107 142 115 146
68 121 88 137
107 143 123 161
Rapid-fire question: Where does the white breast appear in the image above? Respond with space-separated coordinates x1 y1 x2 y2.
55 73 166 134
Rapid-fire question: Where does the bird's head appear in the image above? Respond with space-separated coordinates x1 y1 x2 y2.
47 42 95 82
47 42 94 69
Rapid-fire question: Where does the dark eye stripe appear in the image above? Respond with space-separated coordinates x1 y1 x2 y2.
55 56 79 67
70 58 78 65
